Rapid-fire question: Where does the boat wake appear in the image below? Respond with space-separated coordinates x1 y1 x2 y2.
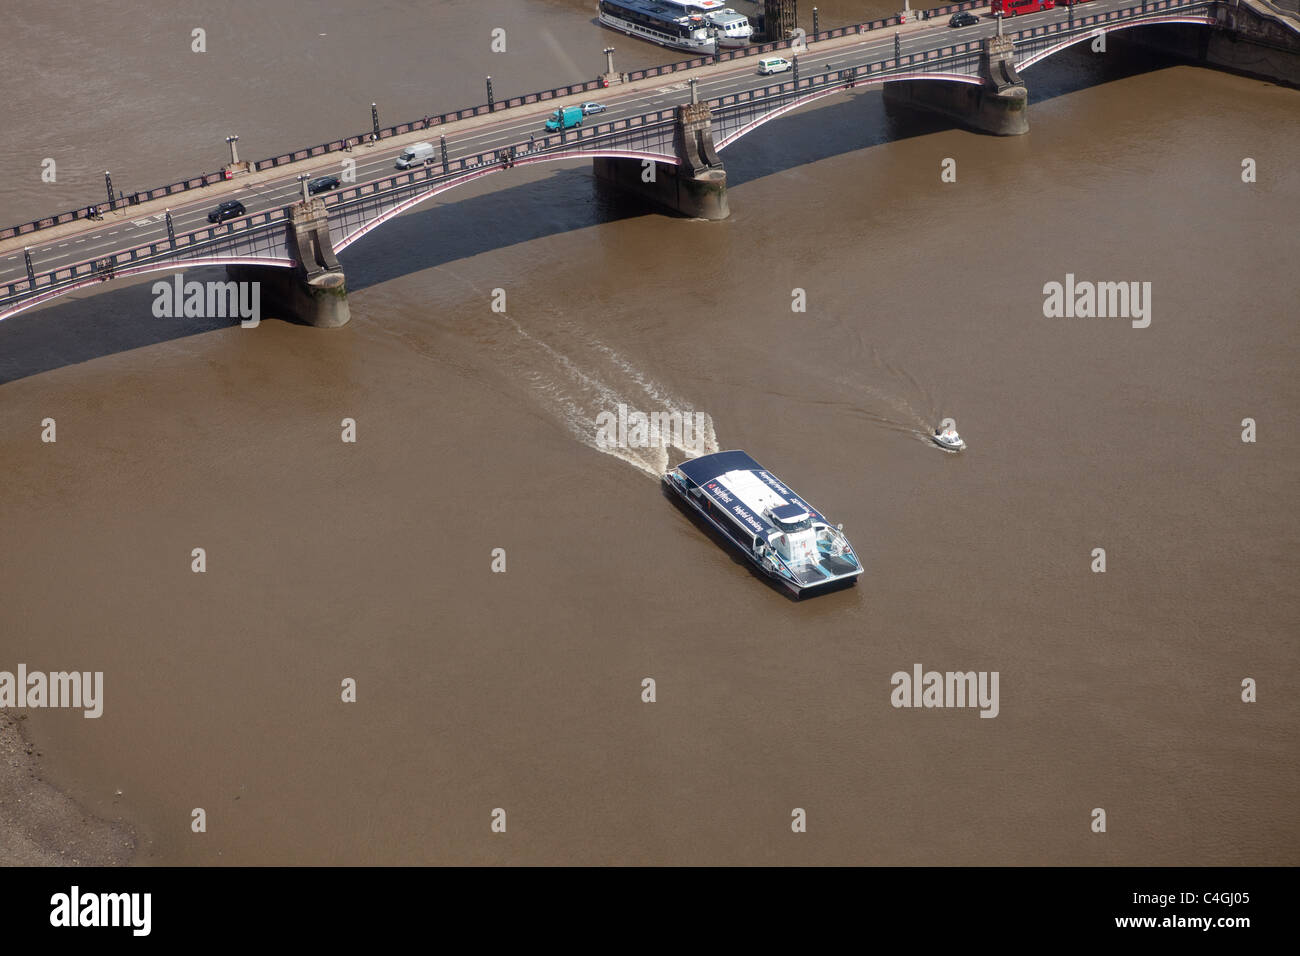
501 312 720 479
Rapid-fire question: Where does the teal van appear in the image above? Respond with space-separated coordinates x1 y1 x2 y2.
544 106 584 132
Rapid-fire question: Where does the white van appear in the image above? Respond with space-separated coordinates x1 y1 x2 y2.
757 57 792 76
395 142 436 169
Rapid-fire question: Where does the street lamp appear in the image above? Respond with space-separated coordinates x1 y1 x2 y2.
603 46 616 76
689 76 699 105
371 103 380 139
297 174 310 203
486 75 495 110
225 134 240 165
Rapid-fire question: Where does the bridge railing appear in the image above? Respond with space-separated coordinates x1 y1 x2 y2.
0 0 1003 242
0 0 1221 309
0 209 289 305
1006 0 1218 56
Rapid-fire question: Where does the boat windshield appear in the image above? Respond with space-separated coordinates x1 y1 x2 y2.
776 516 811 533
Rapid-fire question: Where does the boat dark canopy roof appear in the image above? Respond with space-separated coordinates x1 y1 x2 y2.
677 450 764 484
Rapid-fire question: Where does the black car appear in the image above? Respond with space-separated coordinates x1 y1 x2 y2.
308 175 341 195
207 200 246 223
949 12 980 26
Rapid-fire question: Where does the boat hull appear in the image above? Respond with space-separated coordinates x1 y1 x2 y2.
597 13 718 53
662 470 861 596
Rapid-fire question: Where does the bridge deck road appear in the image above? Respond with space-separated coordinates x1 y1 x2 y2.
0 0 1150 289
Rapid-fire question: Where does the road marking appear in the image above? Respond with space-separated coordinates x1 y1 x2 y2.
132 219 153 226
58 243 68 247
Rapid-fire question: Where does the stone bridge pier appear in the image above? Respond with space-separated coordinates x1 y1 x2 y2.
882 34 1030 135
226 197 350 327
593 102 730 219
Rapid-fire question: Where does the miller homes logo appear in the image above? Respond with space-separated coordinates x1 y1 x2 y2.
152 273 260 327
1042 274 1152 328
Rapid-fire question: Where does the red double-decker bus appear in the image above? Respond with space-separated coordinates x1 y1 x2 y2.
991 0 1056 15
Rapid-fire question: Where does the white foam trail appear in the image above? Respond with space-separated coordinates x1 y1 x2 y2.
503 316 719 479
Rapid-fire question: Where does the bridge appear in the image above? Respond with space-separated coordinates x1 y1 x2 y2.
0 0 1294 327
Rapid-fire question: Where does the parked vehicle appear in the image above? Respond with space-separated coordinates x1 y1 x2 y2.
207 200 246 224
757 56 792 76
307 175 341 194
395 142 436 169
545 106 584 131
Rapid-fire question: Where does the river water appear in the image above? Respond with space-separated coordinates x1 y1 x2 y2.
0 0 1296 864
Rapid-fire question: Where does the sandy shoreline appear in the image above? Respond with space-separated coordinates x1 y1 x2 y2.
0 710 135 866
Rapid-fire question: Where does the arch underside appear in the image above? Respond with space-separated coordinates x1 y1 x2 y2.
715 71 983 150
0 255 294 322
1015 16 1217 70
334 149 679 253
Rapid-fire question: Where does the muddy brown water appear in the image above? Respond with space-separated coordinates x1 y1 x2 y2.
0 0 1296 864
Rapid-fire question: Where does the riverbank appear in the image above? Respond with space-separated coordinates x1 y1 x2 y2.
0 710 135 866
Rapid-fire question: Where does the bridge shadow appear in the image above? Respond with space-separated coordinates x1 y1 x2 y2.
0 41 1183 385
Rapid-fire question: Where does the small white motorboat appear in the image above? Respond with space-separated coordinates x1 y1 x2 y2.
931 425 965 451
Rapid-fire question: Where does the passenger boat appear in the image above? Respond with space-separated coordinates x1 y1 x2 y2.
663 450 864 595
659 0 755 47
597 0 718 53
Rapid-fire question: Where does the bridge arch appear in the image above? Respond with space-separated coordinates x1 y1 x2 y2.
334 148 678 253
714 71 983 151
1015 13 1218 71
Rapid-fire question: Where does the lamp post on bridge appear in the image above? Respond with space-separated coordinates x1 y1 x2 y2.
894 31 901 61
225 134 240 165
104 171 114 206
813 6 819 34
689 76 699 105
297 174 311 204
23 247 35 284
371 103 380 140
486 75 495 110
440 134 448 171
603 47 616 77
165 209 175 246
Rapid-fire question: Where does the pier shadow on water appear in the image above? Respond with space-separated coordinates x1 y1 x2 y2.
0 43 1182 385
